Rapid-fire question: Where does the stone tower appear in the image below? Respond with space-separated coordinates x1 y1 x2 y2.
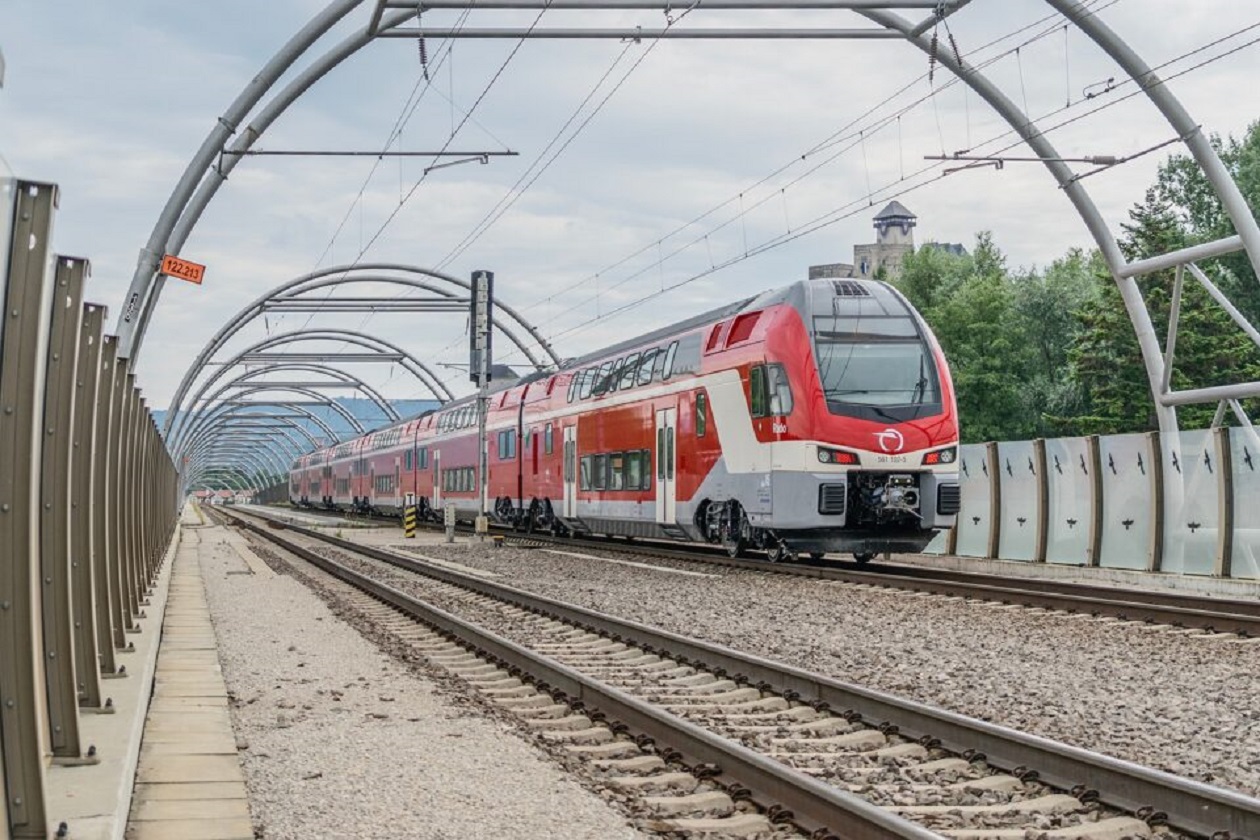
852 201 917 280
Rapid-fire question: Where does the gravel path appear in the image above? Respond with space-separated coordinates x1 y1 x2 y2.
377 537 1260 799
196 524 648 840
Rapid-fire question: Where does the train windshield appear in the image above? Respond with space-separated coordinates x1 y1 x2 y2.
814 318 941 421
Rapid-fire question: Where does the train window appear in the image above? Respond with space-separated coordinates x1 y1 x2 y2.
749 365 768 417
405 450 413 471
618 352 640 390
609 453 626 490
579 368 595 400
727 312 760 346
592 362 614 397
657 429 666 479
579 456 591 490
567 375 578 403
666 429 675 480
418 447 428 469
606 358 625 394
544 424 554 455
661 341 679 381
636 349 657 386
696 392 708 437
626 450 645 490
705 323 724 352
592 454 607 490
766 363 794 416
500 430 516 459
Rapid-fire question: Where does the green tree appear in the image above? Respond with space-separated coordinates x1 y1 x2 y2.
898 233 1037 442
1006 249 1102 435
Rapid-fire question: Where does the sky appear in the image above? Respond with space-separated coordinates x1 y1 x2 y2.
2 0 1258 412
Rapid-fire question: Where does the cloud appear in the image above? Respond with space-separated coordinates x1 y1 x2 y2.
2 0 1258 411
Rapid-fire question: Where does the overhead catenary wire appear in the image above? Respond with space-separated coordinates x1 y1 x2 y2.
414 0 1122 383
475 11 1260 371
512 0 1121 318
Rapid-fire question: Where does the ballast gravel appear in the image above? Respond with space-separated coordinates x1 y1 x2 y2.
384 537 1260 799
195 525 648 840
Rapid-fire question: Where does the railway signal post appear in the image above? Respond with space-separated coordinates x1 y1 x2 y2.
471 270 493 541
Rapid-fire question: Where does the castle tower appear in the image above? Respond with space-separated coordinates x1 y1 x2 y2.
853 201 917 279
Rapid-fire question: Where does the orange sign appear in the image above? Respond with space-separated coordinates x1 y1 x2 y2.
160 254 206 285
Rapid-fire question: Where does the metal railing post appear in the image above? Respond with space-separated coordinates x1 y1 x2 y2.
0 178 58 839
95 340 126 661
38 256 88 762
107 359 135 644
72 303 107 706
120 376 141 627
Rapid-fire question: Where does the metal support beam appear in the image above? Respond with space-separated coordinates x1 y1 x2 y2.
0 178 57 839
381 27 906 38
234 352 406 363
71 303 106 710
395 0 952 6
39 256 88 762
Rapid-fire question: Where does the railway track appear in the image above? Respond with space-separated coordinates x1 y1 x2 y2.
257 504 1260 637
220 506 1260 840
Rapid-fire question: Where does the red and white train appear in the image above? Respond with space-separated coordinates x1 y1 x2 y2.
289 278 960 562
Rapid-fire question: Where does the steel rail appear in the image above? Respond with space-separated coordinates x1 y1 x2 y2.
227 507 1260 840
271 504 1260 633
219 509 938 840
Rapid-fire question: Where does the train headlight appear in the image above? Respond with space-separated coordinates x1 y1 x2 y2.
922 447 957 465
818 447 859 465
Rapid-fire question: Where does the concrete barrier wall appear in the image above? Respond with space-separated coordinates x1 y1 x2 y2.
928 427 1258 579
1043 436 1094 565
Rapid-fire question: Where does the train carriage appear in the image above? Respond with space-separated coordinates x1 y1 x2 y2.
291 277 960 562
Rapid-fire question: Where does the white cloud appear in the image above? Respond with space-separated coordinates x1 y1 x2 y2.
2 0 1258 410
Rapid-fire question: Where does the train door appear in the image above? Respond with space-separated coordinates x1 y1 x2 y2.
532 427 539 476
394 457 401 509
562 425 577 518
655 408 677 525
432 450 442 509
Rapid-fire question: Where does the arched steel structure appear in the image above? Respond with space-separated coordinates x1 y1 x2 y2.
170 372 391 460
130 0 1260 444
184 419 318 463
183 402 344 449
185 436 293 485
165 324 456 442
162 268 561 444
194 384 367 435
222 324 454 398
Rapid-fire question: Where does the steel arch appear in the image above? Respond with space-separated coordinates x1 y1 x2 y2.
126 0 1260 434
186 440 291 486
186 402 344 448
170 365 393 460
184 419 317 463
162 268 558 439
165 325 457 441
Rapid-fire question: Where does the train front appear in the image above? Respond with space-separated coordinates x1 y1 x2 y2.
761 278 960 560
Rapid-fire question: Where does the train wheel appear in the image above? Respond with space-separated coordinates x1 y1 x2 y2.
767 543 795 563
853 551 876 564
809 552 826 562
721 501 748 558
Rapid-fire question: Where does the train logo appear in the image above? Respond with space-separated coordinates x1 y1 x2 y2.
874 428 905 453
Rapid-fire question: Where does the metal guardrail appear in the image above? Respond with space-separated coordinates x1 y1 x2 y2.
0 177 179 839
228 507 1260 840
